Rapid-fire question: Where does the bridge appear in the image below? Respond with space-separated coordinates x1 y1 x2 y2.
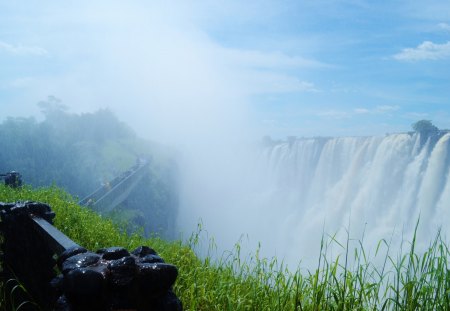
78 158 149 213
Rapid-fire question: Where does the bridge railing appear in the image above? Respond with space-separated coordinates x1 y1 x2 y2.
78 159 149 213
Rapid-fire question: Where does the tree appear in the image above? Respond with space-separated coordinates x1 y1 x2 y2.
38 95 68 116
412 120 438 135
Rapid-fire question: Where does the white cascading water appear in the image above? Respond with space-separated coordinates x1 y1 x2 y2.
178 132 450 268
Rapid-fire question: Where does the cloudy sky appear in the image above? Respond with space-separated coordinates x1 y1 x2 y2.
1 0 450 140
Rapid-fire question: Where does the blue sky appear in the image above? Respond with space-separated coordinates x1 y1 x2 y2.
1 0 450 140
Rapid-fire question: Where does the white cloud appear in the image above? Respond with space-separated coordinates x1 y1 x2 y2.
376 105 400 112
261 119 277 127
354 108 370 114
404 112 429 120
221 49 330 70
354 105 399 115
214 48 324 95
393 41 450 61
402 1 450 22
327 105 400 121
0 41 48 56
7 77 34 88
241 72 317 94
317 110 350 119
438 22 450 31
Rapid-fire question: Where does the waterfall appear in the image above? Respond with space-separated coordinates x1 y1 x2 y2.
178 132 450 268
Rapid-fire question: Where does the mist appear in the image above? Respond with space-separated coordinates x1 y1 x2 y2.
3 1 450 270
2 1 272 257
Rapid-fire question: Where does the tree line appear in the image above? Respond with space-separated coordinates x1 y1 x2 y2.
0 100 179 237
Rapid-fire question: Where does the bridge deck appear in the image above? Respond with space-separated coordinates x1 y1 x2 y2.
78 159 149 213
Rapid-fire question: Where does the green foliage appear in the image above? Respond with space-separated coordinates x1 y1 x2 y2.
2 185 450 310
0 107 142 193
0 106 178 237
411 120 439 135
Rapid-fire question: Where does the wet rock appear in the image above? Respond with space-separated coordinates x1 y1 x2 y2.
27 202 55 221
98 246 130 260
55 245 182 310
108 256 137 287
140 254 165 264
89 264 110 278
132 245 157 257
152 289 183 311
61 252 100 275
54 295 71 311
137 263 178 296
57 246 87 270
50 274 64 296
63 268 107 308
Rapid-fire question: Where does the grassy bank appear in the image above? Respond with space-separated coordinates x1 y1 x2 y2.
1 185 450 310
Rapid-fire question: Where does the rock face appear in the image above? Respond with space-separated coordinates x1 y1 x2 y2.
54 245 182 311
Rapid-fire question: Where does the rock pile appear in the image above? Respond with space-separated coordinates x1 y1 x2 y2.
1 200 183 310
53 245 182 310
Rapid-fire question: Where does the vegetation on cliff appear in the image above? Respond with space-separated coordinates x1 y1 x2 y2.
0 101 178 237
412 120 439 136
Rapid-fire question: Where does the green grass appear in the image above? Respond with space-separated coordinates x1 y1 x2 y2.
1 185 450 310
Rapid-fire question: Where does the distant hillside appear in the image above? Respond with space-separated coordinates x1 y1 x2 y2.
0 102 178 237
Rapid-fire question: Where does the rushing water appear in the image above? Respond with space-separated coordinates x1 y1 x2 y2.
178 133 450 268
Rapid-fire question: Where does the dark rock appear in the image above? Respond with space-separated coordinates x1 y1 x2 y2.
99 246 130 260
54 244 182 310
140 254 165 264
96 248 107 254
54 295 71 311
137 263 178 296
63 268 107 309
131 245 157 257
152 289 183 311
61 252 100 275
50 274 64 296
108 256 137 287
57 246 88 270
27 202 55 221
